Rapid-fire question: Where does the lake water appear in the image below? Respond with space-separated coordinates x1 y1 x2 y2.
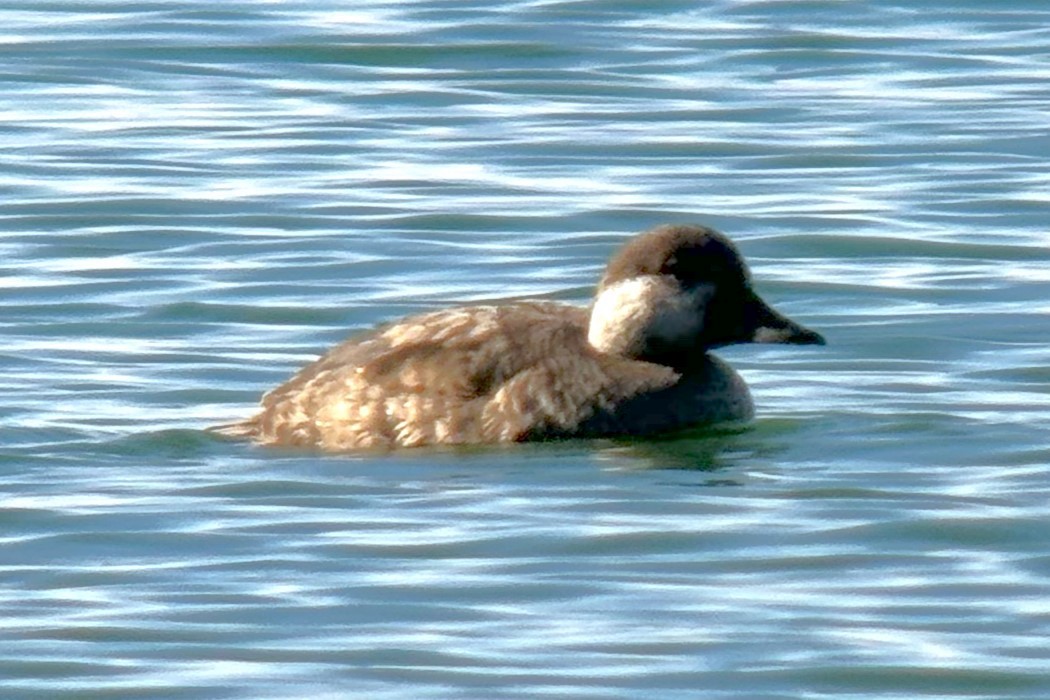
4 1 1050 698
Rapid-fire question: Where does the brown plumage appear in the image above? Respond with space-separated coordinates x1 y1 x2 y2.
213 224 824 451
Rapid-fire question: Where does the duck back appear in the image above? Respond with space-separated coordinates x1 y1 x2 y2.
218 301 695 450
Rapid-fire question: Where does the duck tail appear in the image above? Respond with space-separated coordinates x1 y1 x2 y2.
206 418 258 440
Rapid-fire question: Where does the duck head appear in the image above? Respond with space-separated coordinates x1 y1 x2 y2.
587 224 824 367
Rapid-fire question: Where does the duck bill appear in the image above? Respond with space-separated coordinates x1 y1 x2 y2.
743 289 825 346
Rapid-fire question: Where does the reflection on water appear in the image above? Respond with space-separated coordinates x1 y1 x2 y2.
599 426 754 474
5 1 1050 698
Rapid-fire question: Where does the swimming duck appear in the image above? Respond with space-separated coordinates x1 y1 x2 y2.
215 224 824 450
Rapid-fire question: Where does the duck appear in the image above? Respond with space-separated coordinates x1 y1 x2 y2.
213 224 824 450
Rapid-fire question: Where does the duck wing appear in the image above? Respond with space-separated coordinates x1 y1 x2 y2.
220 301 679 449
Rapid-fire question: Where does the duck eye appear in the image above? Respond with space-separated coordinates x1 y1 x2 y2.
664 251 731 284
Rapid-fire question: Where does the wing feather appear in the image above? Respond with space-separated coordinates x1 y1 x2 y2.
229 302 680 449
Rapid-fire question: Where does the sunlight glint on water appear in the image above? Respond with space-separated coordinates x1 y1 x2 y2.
3 1 1050 699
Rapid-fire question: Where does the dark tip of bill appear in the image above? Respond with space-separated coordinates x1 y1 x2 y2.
794 328 826 345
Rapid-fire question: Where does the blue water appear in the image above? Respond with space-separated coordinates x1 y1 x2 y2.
4 1 1050 698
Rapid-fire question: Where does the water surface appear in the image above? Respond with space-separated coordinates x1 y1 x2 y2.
4 1 1050 698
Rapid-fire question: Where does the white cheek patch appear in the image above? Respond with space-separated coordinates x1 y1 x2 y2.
587 277 715 356
588 277 659 355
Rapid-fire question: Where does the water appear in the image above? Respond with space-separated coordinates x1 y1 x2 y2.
4 1 1050 698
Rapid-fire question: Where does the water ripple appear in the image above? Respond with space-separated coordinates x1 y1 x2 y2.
4 1 1050 698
